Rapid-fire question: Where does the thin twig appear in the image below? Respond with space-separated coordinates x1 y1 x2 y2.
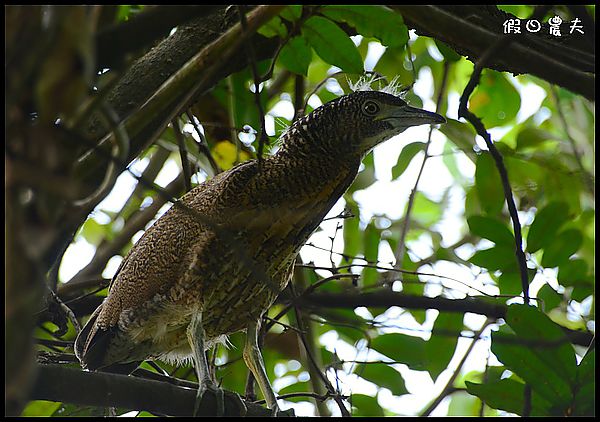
328 222 343 271
72 103 130 208
258 6 317 85
290 282 351 417
299 259 496 298
185 110 221 175
264 272 359 333
252 391 349 405
289 260 332 416
171 117 192 191
238 5 269 168
420 318 493 416
293 73 305 123
458 42 530 306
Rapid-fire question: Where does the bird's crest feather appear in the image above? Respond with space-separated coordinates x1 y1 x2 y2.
347 73 407 98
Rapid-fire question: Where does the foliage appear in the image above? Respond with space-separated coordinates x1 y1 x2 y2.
8 4 594 417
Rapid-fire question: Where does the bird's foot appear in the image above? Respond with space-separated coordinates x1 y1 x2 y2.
232 392 248 416
193 381 225 416
269 405 295 417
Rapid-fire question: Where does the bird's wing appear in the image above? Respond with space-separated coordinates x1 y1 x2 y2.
75 161 261 367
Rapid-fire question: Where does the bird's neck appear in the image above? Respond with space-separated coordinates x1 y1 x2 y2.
271 144 360 202
262 147 360 251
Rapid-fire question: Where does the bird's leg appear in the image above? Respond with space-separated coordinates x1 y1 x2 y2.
243 319 281 415
187 312 224 416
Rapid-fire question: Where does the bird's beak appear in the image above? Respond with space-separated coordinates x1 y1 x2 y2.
380 105 446 128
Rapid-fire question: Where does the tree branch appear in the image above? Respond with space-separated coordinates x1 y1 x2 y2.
392 5 595 100
44 6 280 271
95 5 223 69
296 291 593 347
31 364 276 417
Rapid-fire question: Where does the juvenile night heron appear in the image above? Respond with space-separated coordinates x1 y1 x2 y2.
74 89 445 415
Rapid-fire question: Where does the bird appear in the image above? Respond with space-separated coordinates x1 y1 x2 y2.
74 88 445 415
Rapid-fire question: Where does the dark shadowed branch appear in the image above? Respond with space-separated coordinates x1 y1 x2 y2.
31 364 277 417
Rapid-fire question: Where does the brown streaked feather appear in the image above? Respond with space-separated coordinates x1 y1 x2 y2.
75 89 424 371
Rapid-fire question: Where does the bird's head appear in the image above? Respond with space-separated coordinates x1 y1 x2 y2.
282 90 445 157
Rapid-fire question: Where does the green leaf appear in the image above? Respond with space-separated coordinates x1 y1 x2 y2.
52 402 97 416
257 16 287 38
491 305 577 407
434 40 461 62
497 5 535 18
516 127 556 151
370 333 427 371
410 192 442 227
464 185 483 218
576 348 594 390
391 142 425 179
448 391 486 416
373 44 414 87
425 312 463 381
302 16 363 74
470 70 521 128
279 36 311 76
278 380 313 402
557 259 588 287
79 218 107 246
116 5 137 22
475 153 504 215
491 331 571 407
570 283 594 302
351 151 375 191
350 393 384 416
572 349 595 416
541 228 583 268
507 305 577 384
557 258 593 301
280 5 302 22
537 283 562 311
497 271 524 296
526 201 570 253
321 5 408 47
355 363 408 396
441 139 465 181
469 245 517 272
21 400 63 417
466 379 553 416
467 215 514 246
215 65 269 136
362 222 380 286
438 118 476 161
343 197 361 259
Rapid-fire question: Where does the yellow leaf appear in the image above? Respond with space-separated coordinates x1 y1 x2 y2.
469 91 491 111
212 141 251 170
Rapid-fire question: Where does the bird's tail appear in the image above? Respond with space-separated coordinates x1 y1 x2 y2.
74 304 141 375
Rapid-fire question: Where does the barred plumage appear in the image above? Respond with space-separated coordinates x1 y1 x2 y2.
75 90 445 414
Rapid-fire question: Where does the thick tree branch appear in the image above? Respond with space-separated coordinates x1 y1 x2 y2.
392 5 595 100
95 5 223 69
31 364 276 417
299 291 506 319
45 5 280 274
297 291 593 347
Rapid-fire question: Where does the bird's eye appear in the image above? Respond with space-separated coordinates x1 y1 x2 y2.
362 100 380 116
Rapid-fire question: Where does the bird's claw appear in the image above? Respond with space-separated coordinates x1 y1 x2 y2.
193 382 225 416
232 392 248 416
269 405 295 417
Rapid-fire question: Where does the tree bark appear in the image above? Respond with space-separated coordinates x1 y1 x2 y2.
393 5 595 100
